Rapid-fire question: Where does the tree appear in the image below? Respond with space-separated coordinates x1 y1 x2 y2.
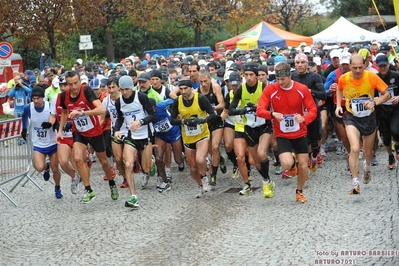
319 0 394 17
265 0 314 31
164 0 231 46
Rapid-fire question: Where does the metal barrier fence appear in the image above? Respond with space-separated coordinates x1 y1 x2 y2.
0 118 42 206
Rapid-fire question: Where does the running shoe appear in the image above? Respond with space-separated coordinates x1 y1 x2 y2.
323 142 329 152
206 157 211 171
287 164 298 177
81 190 96 203
156 176 163 188
336 141 343 155
178 162 185 171
110 184 119 200
248 171 254 181
282 170 291 179
55 187 63 199
296 190 307 203
388 154 395 170
125 195 139 208
133 156 140 173
18 139 25 146
311 159 318 173
209 175 216 186
202 176 210 192
90 153 97 163
158 182 171 193
274 165 283 175
263 180 275 198
350 183 360 195
196 186 204 198
141 173 149 187
231 166 239 179
239 184 253 195
43 160 50 181
166 169 172 181
362 161 371 184
320 145 326 156
149 155 157 177
317 154 323 165
103 173 108 181
71 176 80 194
120 179 128 188
219 155 227 174
371 155 378 166
359 149 365 160
86 150 92 168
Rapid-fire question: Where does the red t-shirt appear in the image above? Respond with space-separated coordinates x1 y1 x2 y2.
257 81 317 139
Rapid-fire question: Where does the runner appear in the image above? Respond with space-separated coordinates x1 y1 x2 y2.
113 76 156 208
257 62 318 203
170 79 218 198
56 71 118 203
335 54 390 195
21 86 62 198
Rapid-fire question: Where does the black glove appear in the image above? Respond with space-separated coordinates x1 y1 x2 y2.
246 103 257 112
192 118 206 124
184 119 197 127
64 122 72 131
41 122 52 129
52 121 59 131
21 129 27 141
239 105 255 115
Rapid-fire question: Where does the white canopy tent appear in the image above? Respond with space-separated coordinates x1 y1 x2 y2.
312 17 383 43
379 26 399 41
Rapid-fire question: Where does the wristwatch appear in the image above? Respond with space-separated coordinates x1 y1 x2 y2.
140 119 145 125
81 110 85 115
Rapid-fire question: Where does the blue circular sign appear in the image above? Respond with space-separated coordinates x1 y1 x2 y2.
0 42 13 60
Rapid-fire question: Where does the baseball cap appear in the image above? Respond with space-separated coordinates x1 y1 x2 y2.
329 49 341 59
119 76 134 89
358 48 371 60
59 75 67 85
198 59 207 66
216 68 225 81
29 76 37 83
81 75 89 84
224 70 233 81
303 46 312 54
300 42 307 47
137 72 151 82
89 78 101 89
100 78 108 87
376 54 389 66
92 65 99 71
31 86 45 97
229 63 242 71
313 57 322 66
274 55 286 64
229 71 241 86
379 43 390 52
340 52 351 64
52 77 60 88
266 57 275 67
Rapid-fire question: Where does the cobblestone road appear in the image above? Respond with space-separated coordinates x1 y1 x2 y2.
1 141 398 265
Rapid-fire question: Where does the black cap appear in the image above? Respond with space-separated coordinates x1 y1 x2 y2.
150 70 163 79
229 63 242 71
92 65 99 71
31 86 45 97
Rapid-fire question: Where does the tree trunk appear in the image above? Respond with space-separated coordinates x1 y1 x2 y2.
106 25 115 62
194 23 201 46
48 27 57 59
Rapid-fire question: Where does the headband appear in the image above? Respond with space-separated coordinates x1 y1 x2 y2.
275 70 291 77
178 79 193 88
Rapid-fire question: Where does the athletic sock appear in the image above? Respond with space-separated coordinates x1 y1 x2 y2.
260 159 270 181
212 165 218 176
108 179 116 186
85 185 92 193
226 150 238 166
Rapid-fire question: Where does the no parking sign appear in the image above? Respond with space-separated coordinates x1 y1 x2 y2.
0 42 13 60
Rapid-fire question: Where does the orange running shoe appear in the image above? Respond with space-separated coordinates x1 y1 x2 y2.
120 179 128 188
287 164 298 177
296 190 308 203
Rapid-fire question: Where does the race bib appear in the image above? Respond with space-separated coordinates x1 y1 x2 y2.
15 97 25 106
380 87 395 105
184 124 201 136
280 115 300 133
352 97 371 117
36 128 48 140
154 118 172 133
73 115 94 132
246 111 265 128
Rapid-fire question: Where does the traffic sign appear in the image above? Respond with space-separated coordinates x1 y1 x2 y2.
80 35 91 43
79 42 93 50
0 60 11 67
0 42 13 60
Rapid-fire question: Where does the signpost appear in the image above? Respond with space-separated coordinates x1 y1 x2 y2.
0 42 13 83
79 35 92 61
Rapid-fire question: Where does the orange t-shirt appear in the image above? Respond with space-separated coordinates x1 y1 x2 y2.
338 70 387 115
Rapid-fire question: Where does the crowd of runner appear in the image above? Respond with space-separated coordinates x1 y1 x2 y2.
4 39 399 207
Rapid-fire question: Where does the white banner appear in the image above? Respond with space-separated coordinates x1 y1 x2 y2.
0 60 11 67
0 67 3 75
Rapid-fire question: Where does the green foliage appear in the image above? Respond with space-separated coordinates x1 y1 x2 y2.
12 39 41 70
321 0 394 17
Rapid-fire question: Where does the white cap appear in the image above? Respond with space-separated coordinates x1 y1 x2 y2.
300 42 307 47
340 52 351 64
224 70 233 81
198 59 207 66
81 75 88 84
226 61 234 69
329 49 341 59
77 58 83 65
303 46 312 54
52 77 60 88
313 57 322 66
